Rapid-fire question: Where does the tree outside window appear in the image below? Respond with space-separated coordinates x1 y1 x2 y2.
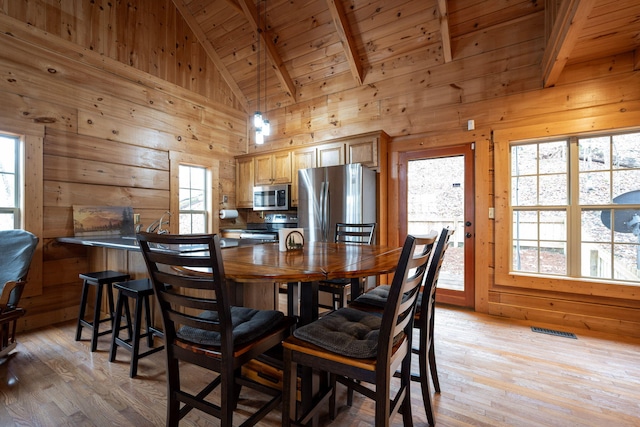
510 131 640 283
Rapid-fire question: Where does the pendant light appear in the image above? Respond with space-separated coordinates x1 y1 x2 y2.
254 0 269 144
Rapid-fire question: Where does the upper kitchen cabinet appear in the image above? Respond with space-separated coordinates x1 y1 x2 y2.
254 152 292 185
317 142 345 167
236 157 255 208
291 147 317 207
346 132 389 170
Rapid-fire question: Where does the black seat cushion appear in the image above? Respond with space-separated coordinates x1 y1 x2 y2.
352 285 391 307
354 285 422 311
293 307 386 358
177 306 284 347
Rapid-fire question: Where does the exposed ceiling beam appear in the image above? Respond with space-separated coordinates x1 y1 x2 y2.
221 0 244 15
436 0 452 63
171 0 249 112
326 0 364 85
541 0 596 88
238 0 297 100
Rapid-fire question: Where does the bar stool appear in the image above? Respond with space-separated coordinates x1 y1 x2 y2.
75 270 130 352
109 278 164 377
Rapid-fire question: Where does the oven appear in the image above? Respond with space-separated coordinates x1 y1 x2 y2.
253 184 290 211
242 213 298 241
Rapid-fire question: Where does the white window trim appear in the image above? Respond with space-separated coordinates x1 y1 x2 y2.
169 151 219 235
0 118 43 298
494 125 640 302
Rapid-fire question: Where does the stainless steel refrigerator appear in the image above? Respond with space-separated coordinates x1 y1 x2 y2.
298 163 376 242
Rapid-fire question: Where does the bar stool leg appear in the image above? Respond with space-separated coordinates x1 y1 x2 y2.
90 283 104 352
129 294 145 378
75 280 90 341
109 292 126 363
144 294 154 347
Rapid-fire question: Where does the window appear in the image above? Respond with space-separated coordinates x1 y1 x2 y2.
0 134 21 230
179 165 207 234
510 130 640 284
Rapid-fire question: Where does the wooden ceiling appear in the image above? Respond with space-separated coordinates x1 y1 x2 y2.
173 0 640 113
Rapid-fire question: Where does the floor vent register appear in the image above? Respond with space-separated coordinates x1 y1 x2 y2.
531 326 577 339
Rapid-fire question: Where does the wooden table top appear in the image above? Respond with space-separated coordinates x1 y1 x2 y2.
221 241 402 283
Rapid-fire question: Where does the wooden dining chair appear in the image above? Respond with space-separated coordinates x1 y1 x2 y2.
281 233 436 427
137 232 296 427
318 222 376 311
351 227 454 426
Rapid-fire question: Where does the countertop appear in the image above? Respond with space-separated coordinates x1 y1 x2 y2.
57 235 269 251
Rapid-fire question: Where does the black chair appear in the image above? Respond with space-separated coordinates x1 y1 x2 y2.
0 229 38 360
318 223 376 311
137 232 296 427
351 227 454 426
281 233 436 427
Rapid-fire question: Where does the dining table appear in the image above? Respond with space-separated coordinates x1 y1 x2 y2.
218 240 403 419
220 240 402 323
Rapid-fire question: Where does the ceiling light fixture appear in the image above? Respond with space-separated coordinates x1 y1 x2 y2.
254 0 270 145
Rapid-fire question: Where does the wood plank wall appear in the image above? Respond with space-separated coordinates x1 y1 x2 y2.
0 1 639 337
0 2 248 330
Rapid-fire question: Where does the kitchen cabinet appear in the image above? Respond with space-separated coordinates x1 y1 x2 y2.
291 147 317 207
236 157 254 208
317 142 345 167
347 134 380 169
235 130 388 212
254 151 292 185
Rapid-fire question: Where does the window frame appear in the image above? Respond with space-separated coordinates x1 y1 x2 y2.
178 164 208 234
0 118 43 298
169 151 219 235
494 125 640 302
0 133 22 229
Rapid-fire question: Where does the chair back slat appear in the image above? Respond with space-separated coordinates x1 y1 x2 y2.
418 227 455 334
335 223 376 244
379 232 437 366
137 232 232 351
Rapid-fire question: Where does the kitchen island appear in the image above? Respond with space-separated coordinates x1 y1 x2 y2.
57 235 280 315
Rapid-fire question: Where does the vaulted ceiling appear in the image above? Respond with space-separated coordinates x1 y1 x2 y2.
173 0 640 114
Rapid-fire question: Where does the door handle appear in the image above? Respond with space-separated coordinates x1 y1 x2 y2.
465 221 472 227
466 232 472 238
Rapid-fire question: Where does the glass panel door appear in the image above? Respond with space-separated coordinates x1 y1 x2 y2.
400 144 475 307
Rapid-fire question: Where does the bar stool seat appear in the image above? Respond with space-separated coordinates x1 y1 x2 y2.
109 278 164 377
75 270 130 352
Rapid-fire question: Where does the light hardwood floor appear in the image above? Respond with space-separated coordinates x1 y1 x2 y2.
1 306 640 426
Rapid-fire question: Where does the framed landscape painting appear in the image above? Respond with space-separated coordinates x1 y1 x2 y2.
73 206 135 237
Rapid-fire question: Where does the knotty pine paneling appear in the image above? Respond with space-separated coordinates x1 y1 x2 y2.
0 6 247 331
44 129 170 170
0 0 239 109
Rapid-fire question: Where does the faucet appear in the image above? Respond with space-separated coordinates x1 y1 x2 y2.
146 210 172 234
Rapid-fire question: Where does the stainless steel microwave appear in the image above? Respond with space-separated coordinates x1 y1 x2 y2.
253 184 290 211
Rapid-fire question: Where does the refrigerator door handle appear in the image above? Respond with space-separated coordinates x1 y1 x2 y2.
321 181 329 241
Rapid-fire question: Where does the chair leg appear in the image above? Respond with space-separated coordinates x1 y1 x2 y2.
282 348 296 427
329 374 338 419
429 341 441 393
401 346 415 427
419 340 435 426
166 357 181 427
